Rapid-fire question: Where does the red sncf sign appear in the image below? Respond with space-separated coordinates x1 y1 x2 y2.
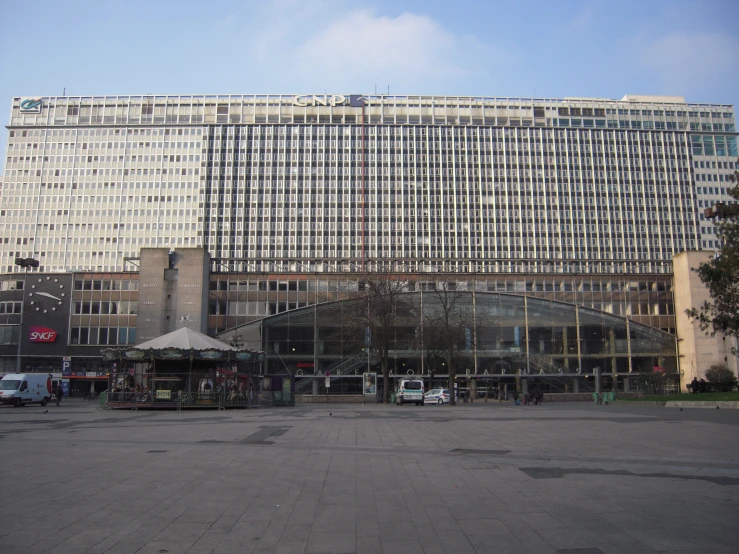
29 326 58 343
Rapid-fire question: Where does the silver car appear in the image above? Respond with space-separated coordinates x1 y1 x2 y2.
424 388 452 404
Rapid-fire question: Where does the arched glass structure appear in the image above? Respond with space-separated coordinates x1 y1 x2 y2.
220 292 677 394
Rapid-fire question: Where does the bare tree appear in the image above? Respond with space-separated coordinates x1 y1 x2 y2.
339 268 414 403
421 321 446 391
423 280 475 406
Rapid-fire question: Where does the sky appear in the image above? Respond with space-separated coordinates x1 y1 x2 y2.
1 0 738 172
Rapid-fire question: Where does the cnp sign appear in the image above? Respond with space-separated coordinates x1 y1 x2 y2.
29 326 57 343
293 94 347 107
19 98 42 114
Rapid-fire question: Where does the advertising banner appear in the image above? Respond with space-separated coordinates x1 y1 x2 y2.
363 372 377 401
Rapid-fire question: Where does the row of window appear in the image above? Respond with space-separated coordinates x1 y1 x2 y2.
0 280 23 291
212 299 674 318
10 127 200 138
0 302 22 314
15 112 732 130
8 140 202 150
10 123 734 142
74 279 138 291
11 95 732 112
70 327 136 345
72 301 137 315
9 143 714 162
209 278 672 293
8 155 202 165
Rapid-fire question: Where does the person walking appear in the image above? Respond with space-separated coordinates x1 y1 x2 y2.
55 383 64 406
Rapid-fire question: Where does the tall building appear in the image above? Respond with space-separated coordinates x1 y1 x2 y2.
1 93 737 392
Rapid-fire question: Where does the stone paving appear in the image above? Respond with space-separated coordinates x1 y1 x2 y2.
1 400 738 553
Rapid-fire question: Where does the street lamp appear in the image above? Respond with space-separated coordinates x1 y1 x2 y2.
14 257 39 372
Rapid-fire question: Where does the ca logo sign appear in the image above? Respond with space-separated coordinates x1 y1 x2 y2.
20 98 42 113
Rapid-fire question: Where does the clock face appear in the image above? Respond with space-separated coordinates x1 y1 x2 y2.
28 276 66 314
20 274 73 353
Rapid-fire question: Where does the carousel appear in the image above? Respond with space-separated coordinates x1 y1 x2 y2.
101 327 263 409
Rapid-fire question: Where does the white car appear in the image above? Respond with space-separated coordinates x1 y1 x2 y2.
396 379 425 406
424 388 452 405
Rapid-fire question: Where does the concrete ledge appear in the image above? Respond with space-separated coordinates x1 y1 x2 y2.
665 401 739 409
543 393 600 402
614 401 667 406
297 394 365 403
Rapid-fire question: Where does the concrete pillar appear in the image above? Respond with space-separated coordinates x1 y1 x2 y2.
623 376 631 392
469 378 476 403
573 377 579 393
521 378 528 395
312 377 319 395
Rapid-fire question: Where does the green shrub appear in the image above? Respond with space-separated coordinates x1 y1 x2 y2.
705 363 738 392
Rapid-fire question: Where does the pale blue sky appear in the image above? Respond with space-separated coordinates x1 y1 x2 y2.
1 0 738 171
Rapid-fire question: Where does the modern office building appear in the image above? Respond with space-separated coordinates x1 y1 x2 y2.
1 93 737 392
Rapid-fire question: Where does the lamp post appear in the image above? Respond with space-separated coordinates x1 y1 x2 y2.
14 257 39 372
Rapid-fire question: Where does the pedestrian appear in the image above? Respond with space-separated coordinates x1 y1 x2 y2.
55 383 63 406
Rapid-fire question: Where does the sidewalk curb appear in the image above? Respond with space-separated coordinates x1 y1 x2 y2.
615 400 739 409
614 401 666 406
665 401 739 409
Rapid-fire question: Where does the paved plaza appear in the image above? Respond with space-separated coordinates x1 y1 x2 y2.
1 400 738 554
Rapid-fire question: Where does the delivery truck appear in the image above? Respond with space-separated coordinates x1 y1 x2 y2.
0 373 53 407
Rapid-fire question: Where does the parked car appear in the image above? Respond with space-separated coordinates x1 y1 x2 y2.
424 388 453 404
396 378 424 406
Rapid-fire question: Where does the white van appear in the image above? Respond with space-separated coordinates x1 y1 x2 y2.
0 373 53 407
396 378 424 406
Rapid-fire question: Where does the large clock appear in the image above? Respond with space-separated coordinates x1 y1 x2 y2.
27 276 67 314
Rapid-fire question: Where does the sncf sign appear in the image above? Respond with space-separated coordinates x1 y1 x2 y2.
29 326 58 343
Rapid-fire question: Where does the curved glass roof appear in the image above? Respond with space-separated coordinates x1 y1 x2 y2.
219 292 676 377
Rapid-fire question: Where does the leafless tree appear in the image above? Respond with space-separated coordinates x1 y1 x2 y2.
423 280 475 406
314 269 414 403
360 269 416 403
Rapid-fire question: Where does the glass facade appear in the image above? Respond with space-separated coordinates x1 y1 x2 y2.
227 291 677 392
207 273 676 336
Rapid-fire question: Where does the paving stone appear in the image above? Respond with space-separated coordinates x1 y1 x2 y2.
1 402 739 554
305 531 356 553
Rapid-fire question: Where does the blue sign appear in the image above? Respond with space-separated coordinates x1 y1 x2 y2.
20 98 42 113
62 357 71 376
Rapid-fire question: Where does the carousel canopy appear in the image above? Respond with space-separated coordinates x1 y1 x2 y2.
136 327 236 351
101 327 263 363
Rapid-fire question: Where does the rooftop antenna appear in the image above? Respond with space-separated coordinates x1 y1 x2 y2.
62 87 66 97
